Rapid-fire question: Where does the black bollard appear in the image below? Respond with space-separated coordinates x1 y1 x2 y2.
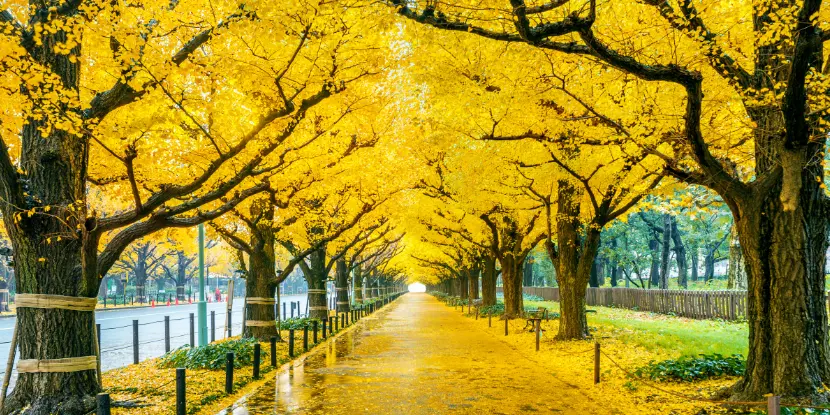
228 313 233 338
303 325 309 351
313 320 318 343
283 302 286 319
341 313 345 328
253 343 261 379
489 313 492 327
322 319 327 339
270 336 277 366
225 352 234 394
334 314 339 332
96 393 111 415
176 368 186 415
288 329 295 357
132 319 139 364
505 318 508 336
96 323 101 353
189 313 195 347
165 316 171 353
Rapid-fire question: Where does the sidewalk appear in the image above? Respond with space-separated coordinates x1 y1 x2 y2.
221 293 610 414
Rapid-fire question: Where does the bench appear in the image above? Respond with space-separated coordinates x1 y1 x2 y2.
524 307 548 331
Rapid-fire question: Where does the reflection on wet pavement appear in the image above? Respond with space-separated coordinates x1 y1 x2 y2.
218 293 607 414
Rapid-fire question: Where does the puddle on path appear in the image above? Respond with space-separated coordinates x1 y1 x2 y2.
217 294 609 415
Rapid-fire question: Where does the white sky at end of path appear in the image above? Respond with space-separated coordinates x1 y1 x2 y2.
408 283 426 293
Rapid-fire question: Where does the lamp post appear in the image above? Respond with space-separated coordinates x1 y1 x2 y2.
197 224 208 346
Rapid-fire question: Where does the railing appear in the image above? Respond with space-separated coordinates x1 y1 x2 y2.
498 287 749 321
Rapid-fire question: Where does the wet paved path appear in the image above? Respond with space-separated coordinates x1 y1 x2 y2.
220 293 607 414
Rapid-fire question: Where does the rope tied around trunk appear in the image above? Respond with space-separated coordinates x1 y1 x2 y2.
247 297 275 305
8 293 101 391
17 356 98 373
309 306 328 311
15 293 97 311
307 289 326 294
245 320 276 327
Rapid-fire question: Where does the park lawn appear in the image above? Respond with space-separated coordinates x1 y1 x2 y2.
456 301 748 414
523 298 748 358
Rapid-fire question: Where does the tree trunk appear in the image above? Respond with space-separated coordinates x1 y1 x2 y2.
704 249 715 281
588 257 599 288
300 246 328 320
2 62 100 411
136 284 146 303
670 217 688 288
552 180 592 340
690 245 699 282
335 259 350 313
522 258 533 287
353 267 364 304
729 149 830 399
467 267 480 300
659 214 671 289
500 255 524 318
242 249 278 340
726 225 747 290
648 238 660 288
481 256 497 306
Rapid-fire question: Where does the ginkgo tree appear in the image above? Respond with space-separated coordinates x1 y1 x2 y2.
0 0 388 411
385 0 830 399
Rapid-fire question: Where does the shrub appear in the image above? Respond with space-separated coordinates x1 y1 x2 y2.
158 338 259 370
480 304 504 316
634 354 745 382
279 317 319 330
523 294 543 301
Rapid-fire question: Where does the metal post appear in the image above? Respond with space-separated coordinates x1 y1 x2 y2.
227 313 232 338
253 343 260 379
288 329 295 357
197 224 208 346
594 343 601 384
767 396 780 415
165 316 171 353
176 368 186 415
96 323 101 353
303 325 308 351
96 393 111 415
504 318 508 336
225 353 234 394
189 313 195 347
290 302 294 318
132 320 139 364
340 313 345 328
489 313 492 327
535 320 540 352
335 314 339 332
313 320 318 343
210 311 215 342
270 336 277 366
322 319 327 339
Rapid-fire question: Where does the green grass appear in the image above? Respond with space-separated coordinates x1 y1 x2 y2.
524 299 748 358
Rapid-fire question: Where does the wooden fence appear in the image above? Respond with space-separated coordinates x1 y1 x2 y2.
498 286 749 321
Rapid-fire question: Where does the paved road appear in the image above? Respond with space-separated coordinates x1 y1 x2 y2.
0 293 312 388
220 293 607 415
